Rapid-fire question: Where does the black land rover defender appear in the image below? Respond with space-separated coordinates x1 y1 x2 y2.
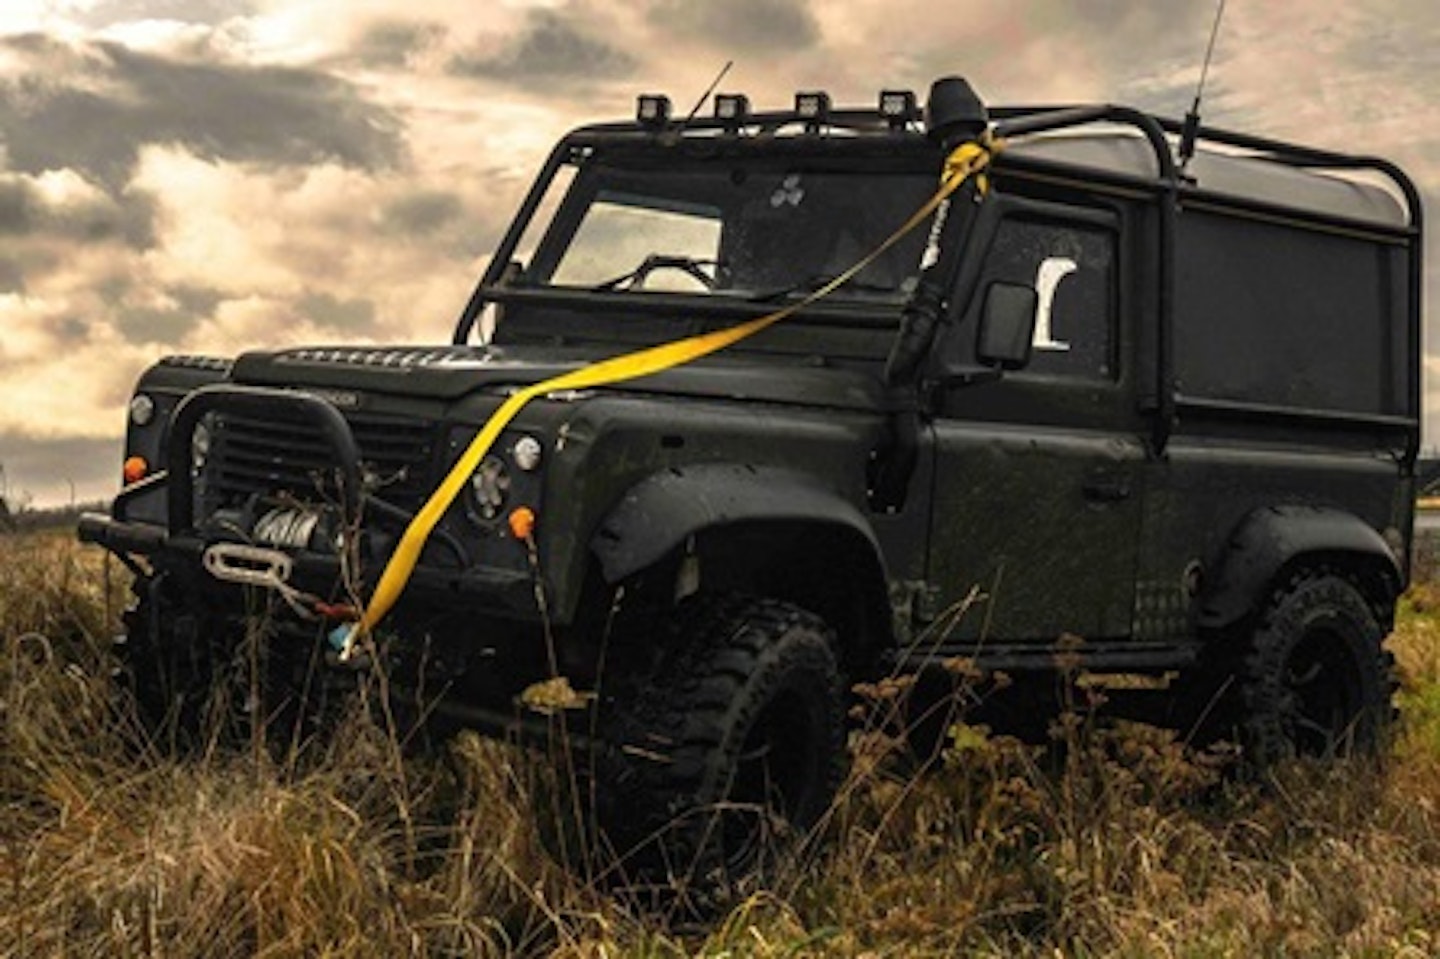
81 78 1422 879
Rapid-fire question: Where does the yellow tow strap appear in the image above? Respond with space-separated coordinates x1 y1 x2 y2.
336 135 1001 653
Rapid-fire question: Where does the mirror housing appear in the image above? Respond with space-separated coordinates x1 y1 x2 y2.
976 281 1038 369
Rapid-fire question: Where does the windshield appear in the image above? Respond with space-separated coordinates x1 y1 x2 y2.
519 155 939 304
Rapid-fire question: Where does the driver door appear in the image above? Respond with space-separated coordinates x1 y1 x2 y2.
926 198 1145 645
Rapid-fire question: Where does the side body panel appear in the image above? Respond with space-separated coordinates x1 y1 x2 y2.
1136 429 1409 640
1135 196 1416 637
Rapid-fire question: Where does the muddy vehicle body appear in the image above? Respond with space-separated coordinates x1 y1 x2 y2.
82 79 1423 878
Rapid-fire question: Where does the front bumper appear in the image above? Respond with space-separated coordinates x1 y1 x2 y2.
78 512 538 618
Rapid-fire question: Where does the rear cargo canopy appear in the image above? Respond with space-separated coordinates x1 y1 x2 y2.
1008 133 1408 228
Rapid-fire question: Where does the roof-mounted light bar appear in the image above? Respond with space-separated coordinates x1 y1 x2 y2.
629 87 947 135
794 90 831 132
636 94 671 129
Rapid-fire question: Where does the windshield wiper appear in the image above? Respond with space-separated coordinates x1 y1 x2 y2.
747 273 900 303
591 254 718 292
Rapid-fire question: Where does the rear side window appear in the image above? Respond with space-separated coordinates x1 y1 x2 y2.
1173 210 1408 415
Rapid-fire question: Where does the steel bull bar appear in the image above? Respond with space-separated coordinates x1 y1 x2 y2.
79 383 539 619
79 384 362 550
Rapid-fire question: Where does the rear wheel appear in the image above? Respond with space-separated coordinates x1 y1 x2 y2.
1239 573 1394 765
592 594 847 894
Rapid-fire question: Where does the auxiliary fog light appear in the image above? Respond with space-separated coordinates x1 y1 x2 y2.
128 393 156 427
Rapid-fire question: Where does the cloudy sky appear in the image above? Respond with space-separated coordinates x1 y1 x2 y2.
0 0 1436 506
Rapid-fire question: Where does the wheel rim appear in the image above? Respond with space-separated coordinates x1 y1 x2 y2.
720 686 823 869
1281 624 1367 757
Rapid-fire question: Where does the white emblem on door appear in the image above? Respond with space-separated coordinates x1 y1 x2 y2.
1034 256 1078 352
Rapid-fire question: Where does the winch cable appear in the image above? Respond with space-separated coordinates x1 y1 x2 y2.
332 134 1003 658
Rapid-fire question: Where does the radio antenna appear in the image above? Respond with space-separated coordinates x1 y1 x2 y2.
1178 0 1227 172
679 60 733 129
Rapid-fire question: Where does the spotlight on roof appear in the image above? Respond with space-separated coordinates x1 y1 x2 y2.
794 90 831 132
879 89 919 129
714 93 751 131
636 94 672 129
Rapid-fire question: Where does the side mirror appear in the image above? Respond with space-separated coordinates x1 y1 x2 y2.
976 281 1038 369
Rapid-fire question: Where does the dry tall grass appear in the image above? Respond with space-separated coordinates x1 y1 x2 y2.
3 529 1438 957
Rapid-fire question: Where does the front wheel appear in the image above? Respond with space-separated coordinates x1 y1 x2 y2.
594 594 848 892
117 577 344 754
1239 573 1395 765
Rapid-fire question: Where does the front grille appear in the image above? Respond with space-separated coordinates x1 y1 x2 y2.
205 411 441 511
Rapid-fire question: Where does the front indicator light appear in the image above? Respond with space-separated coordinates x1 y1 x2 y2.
123 455 148 484
509 507 536 541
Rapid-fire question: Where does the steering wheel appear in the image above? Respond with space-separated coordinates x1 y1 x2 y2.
594 254 718 292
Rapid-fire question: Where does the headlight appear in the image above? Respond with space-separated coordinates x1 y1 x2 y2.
129 393 156 427
471 454 511 520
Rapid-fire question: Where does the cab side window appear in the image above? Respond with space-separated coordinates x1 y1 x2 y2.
976 216 1117 380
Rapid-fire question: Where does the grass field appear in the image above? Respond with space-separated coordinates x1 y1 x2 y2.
3 529 1438 957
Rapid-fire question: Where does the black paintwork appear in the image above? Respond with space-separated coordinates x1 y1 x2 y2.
81 91 1422 713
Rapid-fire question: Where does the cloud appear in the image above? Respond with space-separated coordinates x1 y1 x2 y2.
78 0 257 29
649 0 820 53
0 288 157 437
128 145 505 313
380 187 463 237
0 34 405 187
351 18 447 68
112 284 224 345
296 291 378 335
0 169 157 249
448 8 636 85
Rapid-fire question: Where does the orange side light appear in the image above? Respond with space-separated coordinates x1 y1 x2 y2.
508 506 536 541
123 455 148 485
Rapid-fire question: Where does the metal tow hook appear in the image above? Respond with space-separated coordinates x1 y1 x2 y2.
202 543 295 590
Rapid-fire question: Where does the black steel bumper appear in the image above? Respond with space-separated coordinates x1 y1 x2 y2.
79 510 537 616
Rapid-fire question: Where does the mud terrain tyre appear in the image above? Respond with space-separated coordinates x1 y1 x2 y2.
1239 573 1394 765
596 594 847 894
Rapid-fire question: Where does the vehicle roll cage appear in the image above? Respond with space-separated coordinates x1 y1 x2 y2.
453 100 1422 459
